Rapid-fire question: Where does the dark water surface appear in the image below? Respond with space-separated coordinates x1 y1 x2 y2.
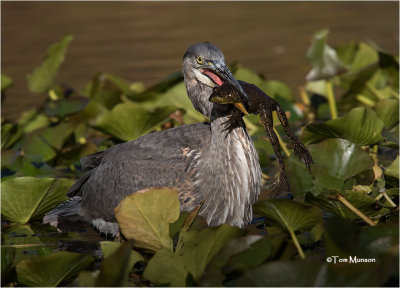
2 1 399 120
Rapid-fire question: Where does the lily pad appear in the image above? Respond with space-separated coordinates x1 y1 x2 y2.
304 107 385 145
143 224 246 286
253 199 323 234
385 156 399 179
96 241 141 286
308 138 374 192
16 251 93 287
27 34 73 94
44 96 89 118
100 241 144 270
1 177 73 223
95 101 176 141
375 99 399 130
114 188 180 252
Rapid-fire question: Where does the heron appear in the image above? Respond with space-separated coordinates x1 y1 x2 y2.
44 42 311 236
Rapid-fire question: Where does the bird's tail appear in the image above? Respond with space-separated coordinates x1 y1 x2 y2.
43 196 83 227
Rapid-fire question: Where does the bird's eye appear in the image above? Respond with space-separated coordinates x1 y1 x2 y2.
196 56 204 64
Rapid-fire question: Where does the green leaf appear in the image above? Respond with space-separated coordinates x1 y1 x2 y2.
253 199 323 233
1 123 24 150
1 247 16 285
199 235 265 286
114 188 180 252
143 248 188 287
96 241 139 287
178 224 247 280
304 107 385 145
144 224 246 286
16 251 93 287
375 99 399 130
100 241 144 270
21 122 75 162
1 177 73 223
308 138 374 184
305 190 389 222
385 156 399 179
95 101 176 141
27 34 73 94
44 96 89 118
306 29 345 81
1 74 13 93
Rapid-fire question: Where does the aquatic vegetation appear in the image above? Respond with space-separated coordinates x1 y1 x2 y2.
1 30 398 286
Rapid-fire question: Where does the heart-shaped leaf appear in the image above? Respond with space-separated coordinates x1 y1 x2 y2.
304 107 385 145
114 188 180 252
375 99 399 130
1 177 73 223
16 251 93 287
95 102 176 141
27 34 73 94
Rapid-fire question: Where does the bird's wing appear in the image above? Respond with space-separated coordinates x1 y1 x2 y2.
69 122 211 222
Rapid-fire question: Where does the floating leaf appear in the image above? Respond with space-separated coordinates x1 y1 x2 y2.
385 156 399 179
27 34 73 94
1 74 13 93
44 96 89 118
1 177 73 223
375 99 399 130
1 123 24 150
144 224 245 286
143 248 188 287
95 101 176 141
100 241 143 270
96 241 139 287
308 139 374 190
1 247 16 285
254 199 323 234
115 188 180 252
16 251 93 287
305 190 389 222
304 107 385 145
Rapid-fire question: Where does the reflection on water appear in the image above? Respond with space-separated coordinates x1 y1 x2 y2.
2 1 398 120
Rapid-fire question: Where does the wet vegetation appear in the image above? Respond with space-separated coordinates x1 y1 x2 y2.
1 30 399 286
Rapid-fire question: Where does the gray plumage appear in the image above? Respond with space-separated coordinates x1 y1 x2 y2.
44 42 262 235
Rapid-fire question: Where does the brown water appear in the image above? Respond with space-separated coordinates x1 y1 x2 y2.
2 1 399 121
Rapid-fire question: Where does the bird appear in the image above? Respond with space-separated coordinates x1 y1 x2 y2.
44 42 263 236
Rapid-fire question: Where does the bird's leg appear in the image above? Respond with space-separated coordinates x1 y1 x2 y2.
274 104 314 174
260 106 290 195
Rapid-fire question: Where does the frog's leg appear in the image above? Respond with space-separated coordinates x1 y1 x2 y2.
260 106 290 194
274 103 314 173
221 108 244 136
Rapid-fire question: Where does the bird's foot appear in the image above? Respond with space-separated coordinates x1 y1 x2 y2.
292 142 314 174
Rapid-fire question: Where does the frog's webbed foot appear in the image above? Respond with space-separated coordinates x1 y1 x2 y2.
222 109 243 135
292 141 313 174
260 106 291 195
269 172 291 198
275 104 314 175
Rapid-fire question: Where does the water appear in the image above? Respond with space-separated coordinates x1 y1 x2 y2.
2 1 398 121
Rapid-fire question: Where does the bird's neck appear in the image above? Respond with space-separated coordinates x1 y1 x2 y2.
196 115 262 227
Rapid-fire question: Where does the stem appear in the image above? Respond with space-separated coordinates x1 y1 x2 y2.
337 194 376 226
382 192 397 207
299 86 311 106
326 80 338 119
288 228 305 259
273 127 291 157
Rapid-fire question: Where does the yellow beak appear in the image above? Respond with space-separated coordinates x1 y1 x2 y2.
233 102 249 115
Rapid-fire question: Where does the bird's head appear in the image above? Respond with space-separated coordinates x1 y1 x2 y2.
182 42 248 119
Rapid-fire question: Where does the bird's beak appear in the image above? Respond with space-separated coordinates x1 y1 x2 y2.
201 60 249 115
